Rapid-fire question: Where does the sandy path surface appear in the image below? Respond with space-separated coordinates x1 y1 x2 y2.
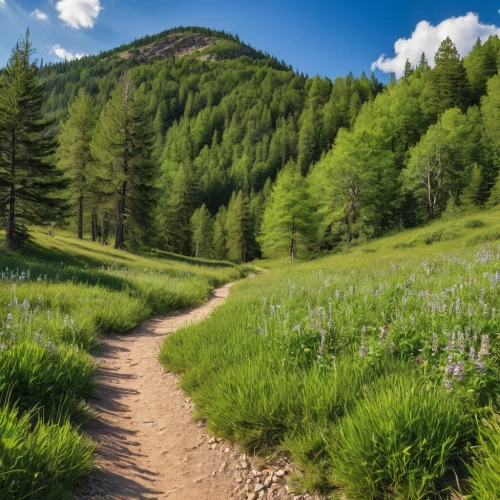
84 283 238 499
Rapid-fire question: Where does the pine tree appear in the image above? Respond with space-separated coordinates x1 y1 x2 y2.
163 163 198 254
91 73 156 249
403 59 414 81
212 205 228 260
432 37 469 113
258 161 315 261
190 203 212 258
459 163 484 210
0 30 66 250
419 52 429 70
297 109 319 175
58 89 95 239
225 190 249 262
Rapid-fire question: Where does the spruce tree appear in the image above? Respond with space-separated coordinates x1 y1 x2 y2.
57 89 95 239
212 205 228 260
0 30 66 250
432 37 469 113
91 73 156 249
190 203 212 258
225 190 249 262
258 160 315 261
163 163 198 254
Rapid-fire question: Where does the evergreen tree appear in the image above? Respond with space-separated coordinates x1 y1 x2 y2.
297 109 318 175
190 203 213 258
403 59 414 81
259 161 315 261
212 205 228 260
460 163 484 210
432 37 469 113
57 89 95 239
0 30 66 250
225 190 250 262
163 163 198 254
91 73 156 249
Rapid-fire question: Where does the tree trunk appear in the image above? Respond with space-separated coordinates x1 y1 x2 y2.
77 196 83 239
6 131 16 251
114 180 127 249
102 213 109 245
91 213 96 242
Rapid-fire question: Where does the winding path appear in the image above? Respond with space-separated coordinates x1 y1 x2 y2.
84 283 237 499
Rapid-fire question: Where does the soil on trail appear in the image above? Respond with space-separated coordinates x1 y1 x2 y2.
84 283 237 499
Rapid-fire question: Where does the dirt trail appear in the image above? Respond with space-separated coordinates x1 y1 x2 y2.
84 283 238 499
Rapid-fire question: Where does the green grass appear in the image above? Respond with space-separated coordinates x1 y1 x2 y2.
160 207 500 499
0 228 249 498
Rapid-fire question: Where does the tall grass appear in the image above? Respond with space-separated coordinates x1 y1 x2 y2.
0 228 248 497
160 208 500 498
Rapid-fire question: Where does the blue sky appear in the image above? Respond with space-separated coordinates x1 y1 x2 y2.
1 1 500 80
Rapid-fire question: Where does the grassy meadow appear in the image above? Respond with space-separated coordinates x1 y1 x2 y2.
160 208 500 499
0 229 248 499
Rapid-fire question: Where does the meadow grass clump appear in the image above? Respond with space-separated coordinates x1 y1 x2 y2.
0 228 247 496
328 373 473 499
466 413 500 499
464 219 486 229
161 213 500 498
0 405 94 500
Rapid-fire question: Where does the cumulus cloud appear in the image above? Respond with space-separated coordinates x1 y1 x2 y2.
51 44 87 61
372 12 500 78
0 0 6 9
55 0 102 29
31 9 48 20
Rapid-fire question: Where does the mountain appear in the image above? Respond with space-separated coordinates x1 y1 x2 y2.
31 26 381 257
5 27 498 263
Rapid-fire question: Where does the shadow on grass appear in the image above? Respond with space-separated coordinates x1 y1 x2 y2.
150 249 235 269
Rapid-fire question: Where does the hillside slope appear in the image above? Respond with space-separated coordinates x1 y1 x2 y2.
160 206 500 499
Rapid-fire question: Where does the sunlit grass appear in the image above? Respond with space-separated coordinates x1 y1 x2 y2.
0 228 248 498
160 207 500 499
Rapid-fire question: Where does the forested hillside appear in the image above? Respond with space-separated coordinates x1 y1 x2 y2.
2 27 500 262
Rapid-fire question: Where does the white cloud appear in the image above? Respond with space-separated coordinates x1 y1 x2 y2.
55 0 102 29
51 44 87 61
0 0 6 9
372 12 500 78
31 9 48 20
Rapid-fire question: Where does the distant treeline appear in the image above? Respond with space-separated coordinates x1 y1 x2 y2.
2 29 500 261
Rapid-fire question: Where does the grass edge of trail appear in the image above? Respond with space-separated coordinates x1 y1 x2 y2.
0 230 252 500
159 208 500 500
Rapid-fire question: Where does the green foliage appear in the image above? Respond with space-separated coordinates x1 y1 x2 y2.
467 413 500 499
259 161 316 260
431 37 469 113
58 89 95 239
330 374 472 499
90 73 156 249
160 209 500 498
0 405 94 500
0 31 67 250
190 203 213 258
0 229 248 497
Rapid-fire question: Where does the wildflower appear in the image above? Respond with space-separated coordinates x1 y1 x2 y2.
317 329 326 359
445 355 455 376
469 346 476 360
6 313 13 323
444 379 453 390
453 361 464 381
479 335 490 356
475 358 486 374
457 331 465 353
431 333 439 355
